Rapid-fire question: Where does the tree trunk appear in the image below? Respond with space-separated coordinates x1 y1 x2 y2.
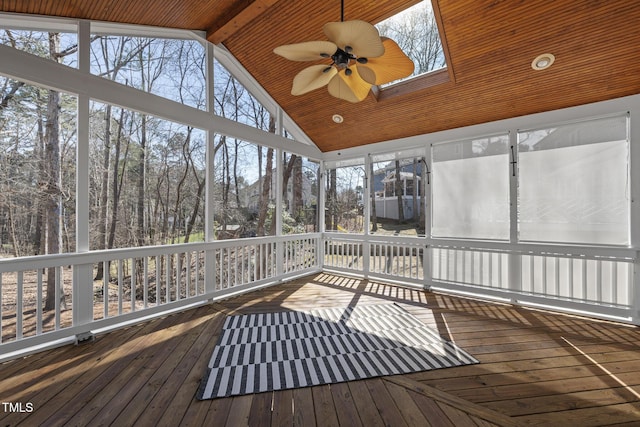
170 129 192 242
33 106 45 256
44 33 62 311
293 155 303 220
221 140 230 233
107 109 128 251
259 116 278 238
184 178 205 243
256 147 273 236
136 114 147 246
325 169 337 231
233 139 241 208
282 154 297 214
94 104 112 280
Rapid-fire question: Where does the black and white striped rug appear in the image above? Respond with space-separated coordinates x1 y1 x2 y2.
197 303 478 399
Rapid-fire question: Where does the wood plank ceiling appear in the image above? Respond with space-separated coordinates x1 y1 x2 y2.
2 0 640 152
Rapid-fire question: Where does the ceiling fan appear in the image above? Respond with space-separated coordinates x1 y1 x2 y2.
273 1 414 103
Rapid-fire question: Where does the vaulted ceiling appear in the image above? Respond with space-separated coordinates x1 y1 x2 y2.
2 0 640 152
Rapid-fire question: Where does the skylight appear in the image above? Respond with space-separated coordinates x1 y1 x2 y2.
375 1 446 86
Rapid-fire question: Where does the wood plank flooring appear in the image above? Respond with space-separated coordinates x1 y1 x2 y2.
1 273 639 426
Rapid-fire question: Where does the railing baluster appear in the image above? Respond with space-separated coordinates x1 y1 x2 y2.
238 246 243 283
118 260 123 315
611 261 618 304
529 255 535 294
144 257 149 308
176 253 182 300
184 252 190 298
596 259 602 303
195 251 200 294
131 258 137 311
103 261 109 318
155 255 160 305
554 257 560 297
568 258 574 300
227 247 232 287
582 259 588 301
55 267 61 330
253 245 257 282
165 254 171 302
235 247 239 286
37 270 43 335
17 271 23 340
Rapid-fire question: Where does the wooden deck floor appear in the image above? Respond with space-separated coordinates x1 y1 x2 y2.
1 273 640 426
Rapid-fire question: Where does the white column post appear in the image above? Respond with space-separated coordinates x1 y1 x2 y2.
73 20 94 327
204 42 217 295
423 147 433 289
508 130 522 297
629 110 640 325
363 155 371 278
319 161 327 270
275 147 284 278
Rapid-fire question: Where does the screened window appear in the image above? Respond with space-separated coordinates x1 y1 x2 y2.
282 153 319 234
213 138 276 239
370 153 425 236
213 58 271 131
432 135 510 240
324 163 366 234
0 18 78 68
518 114 630 245
90 35 206 109
89 101 206 249
0 78 77 256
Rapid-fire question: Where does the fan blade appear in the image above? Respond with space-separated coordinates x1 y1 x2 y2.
357 65 377 85
291 64 338 95
274 41 337 61
357 37 414 85
323 20 384 58
327 67 372 103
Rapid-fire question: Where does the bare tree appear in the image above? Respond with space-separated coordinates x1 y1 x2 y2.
44 33 62 310
376 2 445 77
256 116 276 236
326 169 337 231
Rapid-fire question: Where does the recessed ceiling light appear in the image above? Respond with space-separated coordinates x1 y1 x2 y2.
532 53 555 70
332 114 344 124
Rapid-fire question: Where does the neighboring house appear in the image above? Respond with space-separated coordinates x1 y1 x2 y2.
372 161 423 220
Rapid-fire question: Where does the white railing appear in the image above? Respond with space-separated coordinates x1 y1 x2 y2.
1 231 638 361
323 234 425 286
323 233 639 324
430 242 636 320
0 234 320 360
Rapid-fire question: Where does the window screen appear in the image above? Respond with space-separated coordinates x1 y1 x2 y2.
518 114 629 245
432 135 510 240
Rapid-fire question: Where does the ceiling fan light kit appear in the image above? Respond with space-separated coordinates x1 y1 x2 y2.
274 3 413 103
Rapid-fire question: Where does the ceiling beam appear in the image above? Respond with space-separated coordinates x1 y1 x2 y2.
207 0 279 45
